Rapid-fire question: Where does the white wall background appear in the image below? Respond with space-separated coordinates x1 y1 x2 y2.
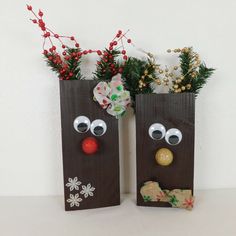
0 0 235 196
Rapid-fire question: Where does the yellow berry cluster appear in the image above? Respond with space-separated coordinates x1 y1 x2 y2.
167 47 201 93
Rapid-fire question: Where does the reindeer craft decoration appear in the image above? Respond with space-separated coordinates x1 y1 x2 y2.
60 80 120 210
136 93 195 210
26 5 132 210
27 5 214 211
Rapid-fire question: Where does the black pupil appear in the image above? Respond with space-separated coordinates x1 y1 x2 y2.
94 126 104 136
152 130 163 139
169 135 179 145
77 123 88 132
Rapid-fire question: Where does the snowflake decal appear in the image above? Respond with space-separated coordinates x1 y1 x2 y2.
66 177 81 191
66 193 82 207
65 177 96 208
80 183 95 198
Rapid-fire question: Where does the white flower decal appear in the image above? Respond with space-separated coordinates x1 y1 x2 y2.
65 177 96 208
66 177 81 191
66 193 82 207
80 183 95 198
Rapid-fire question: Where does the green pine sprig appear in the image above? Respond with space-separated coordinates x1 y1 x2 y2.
44 47 82 80
172 47 215 96
122 57 156 106
94 49 121 82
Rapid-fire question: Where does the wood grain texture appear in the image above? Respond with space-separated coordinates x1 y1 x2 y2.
60 80 120 210
136 93 195 207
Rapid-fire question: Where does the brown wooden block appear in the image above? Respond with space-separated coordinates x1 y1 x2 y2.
60 80 120 210
136 93 195 207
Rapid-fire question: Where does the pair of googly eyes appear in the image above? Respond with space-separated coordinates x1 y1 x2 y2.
73 116 107 136
148 123 182 145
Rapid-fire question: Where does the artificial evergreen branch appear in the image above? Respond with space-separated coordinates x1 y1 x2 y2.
171 47 215 96
93 49 122 82
122 57 156 106
44 47 83 80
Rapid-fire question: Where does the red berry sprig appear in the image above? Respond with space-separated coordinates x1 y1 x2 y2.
27 5 134 80
107 29 134 61
27 5 80 54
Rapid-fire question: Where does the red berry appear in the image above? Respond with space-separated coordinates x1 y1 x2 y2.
41 27 46 31
43 50 48 55
110 64 115 68
118 68 123 73
27 5 32 11
75 57 78 61
39 22 45 27
75 43 80 48
62 45 66 49
69 72 73 77
83 50 88 55
116 33 121 38
97 61 101 65
88 49 92 53
32 19 37 24
62 51 66 56
113 41 117 46
38 10 43 17
48 56 53 60
52 46 56 51
127 39 132 43
110 42 114 47
118 30 122 34
109 55 113 59
97 50 102 56
70 36 75 40
109 46 113 51
122 50 126 55
123 55 128 60
54 34 59 38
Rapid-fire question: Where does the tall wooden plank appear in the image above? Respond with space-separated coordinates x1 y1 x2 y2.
60 80 120 210
136 93 195 207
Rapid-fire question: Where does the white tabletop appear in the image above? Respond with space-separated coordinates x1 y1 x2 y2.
0 190 235 236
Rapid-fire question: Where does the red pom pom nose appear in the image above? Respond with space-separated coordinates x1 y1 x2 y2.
81 137 99 155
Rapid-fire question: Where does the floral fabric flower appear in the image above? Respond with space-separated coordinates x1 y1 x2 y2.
93 74 131 118
140 181 194 210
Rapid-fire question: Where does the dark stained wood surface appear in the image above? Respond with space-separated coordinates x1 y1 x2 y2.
60 80 120 210
136 93 195 207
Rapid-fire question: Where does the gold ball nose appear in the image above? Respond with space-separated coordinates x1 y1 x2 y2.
155 148 173 166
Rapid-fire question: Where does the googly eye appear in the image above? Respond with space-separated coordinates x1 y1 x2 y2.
91 119 107 136
73 116 91 133
165 128 182 145
148 123 166 140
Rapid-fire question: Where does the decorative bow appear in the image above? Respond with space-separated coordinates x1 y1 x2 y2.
140 181 194 210
93 74 131 118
